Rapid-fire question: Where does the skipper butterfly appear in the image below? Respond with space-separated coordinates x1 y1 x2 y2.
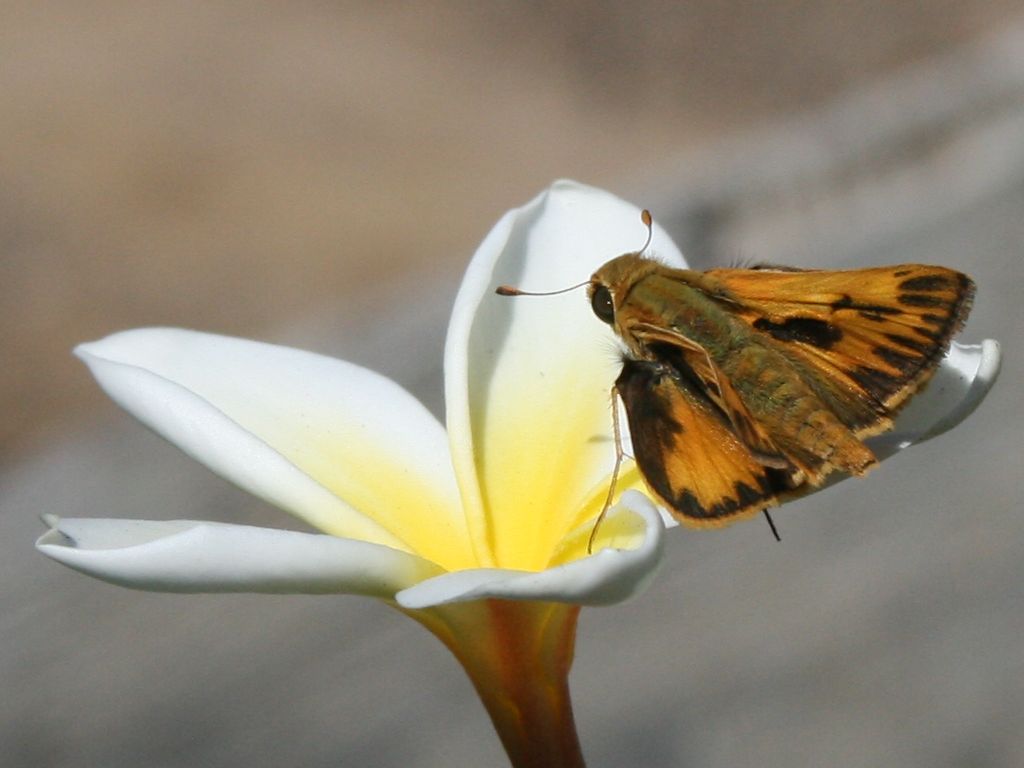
498 211 974 544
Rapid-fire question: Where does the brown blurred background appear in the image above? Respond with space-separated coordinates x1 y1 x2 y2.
4 3 1023 768
2 0 1018 460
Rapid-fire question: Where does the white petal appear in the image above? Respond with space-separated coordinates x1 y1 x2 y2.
36 516 443 596
444 180 686 569
395 491 665 608
76 329 475 570
869 340 1002 458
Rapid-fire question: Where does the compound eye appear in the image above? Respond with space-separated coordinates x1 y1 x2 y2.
590 284 614 324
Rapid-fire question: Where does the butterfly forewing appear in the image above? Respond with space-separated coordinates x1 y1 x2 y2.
704 264 975 433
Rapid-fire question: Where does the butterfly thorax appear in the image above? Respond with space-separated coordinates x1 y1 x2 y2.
597 259 748 362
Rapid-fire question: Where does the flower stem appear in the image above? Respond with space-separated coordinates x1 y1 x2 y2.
410 600 585 768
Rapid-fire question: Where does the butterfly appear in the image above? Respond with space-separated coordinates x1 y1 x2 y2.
499 211 975 543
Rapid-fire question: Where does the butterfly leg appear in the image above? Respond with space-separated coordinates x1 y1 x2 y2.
587 384 627 554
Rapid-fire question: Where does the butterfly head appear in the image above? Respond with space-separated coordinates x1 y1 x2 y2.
587 253 658 326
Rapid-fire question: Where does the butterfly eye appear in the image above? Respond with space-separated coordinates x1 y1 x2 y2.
591 284 615 324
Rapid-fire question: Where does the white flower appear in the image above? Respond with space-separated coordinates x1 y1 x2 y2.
36 181 686 601
36 180 1000 767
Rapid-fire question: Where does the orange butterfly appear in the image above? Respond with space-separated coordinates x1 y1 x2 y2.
499 211 974 541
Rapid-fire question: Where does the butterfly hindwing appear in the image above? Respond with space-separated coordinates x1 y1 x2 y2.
616 357 795 527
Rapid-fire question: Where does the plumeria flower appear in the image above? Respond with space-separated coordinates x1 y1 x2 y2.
37 181 1000 767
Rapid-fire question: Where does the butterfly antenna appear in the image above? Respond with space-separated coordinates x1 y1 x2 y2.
495 280 589 297
762 509 781 542
498 209 652 296
638 209 654 255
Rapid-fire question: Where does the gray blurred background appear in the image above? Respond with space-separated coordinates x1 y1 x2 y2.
2 3 1022 766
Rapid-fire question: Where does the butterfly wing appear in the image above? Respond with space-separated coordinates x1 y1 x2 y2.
702 264 974 436
605 260 974 528
628 320 791 469
616 357 797 527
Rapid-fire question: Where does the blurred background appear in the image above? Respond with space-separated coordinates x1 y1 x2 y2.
2 2 1022 766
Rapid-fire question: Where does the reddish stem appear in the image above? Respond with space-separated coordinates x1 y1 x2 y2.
410 600 585 768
